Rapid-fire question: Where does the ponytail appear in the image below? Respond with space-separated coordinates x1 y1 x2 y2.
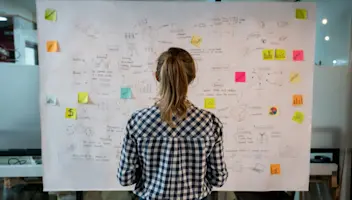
156 47 196 126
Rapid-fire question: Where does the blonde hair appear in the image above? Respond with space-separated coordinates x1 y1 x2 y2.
156 47 196 126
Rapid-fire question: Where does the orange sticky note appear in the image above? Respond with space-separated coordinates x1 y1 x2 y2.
292 94 303 106
270 164 281 175
46 41 59 52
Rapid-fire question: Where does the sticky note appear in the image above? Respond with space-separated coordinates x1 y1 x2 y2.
204 98 216 109
275 49 286 60
45 8 57 21
262 49 274 60
293 50 304 61
296 9 307 20
292 95 303 106
292 111 304 124
270 164 281 175
120 87 132 99
78 92 89 104
46 95 57 105
235 72 246 83
289 72 301 84
191 35 202 48
65 108 77 119
269 106 278 116
46 41 59 52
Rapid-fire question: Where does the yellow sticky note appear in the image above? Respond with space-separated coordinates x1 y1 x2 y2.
290 72 301 84
204 98 216 109
65 108 77 119
45 8 57 21
262 49 274 60
78 92 89 104
292 94 303 106
275 49 286 60
46 41 59 52
296 9 308 20
270 164 281 175
292 111 304 124
191 35 202 48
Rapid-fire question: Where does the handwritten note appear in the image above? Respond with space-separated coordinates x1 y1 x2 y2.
235 72 246 83
46 95 57 106
45 8 57 21
270 164 281 175
296 9 307 20
293 50 304 61
262 49 274 60
65 108 77 120
269 106 278 116
120 87 132 99
275 49 286 60
78 92 89 104
204 98 216 109
292 111 304 124
290 72 301 84
292 95 303 106
46 41 59 52
191 35 202 48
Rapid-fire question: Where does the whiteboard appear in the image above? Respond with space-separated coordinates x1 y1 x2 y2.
37 1 316 191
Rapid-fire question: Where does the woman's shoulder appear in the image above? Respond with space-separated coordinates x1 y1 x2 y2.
129 105 159 121
189 104 223 127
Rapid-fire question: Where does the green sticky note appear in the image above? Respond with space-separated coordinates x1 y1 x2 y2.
292 111 305 124
262 49 274 60
296 9 307 20
120 88 132 99
204 98 216 109
78 92 89 104
45 8 57 21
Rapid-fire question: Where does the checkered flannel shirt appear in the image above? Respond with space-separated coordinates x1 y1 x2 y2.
117 103 228 200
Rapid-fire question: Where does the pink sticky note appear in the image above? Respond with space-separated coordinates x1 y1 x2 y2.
235 72 246 82
293 50 304 61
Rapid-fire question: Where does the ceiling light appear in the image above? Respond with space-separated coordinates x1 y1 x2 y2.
333 60 337 64
322 18 328 25
0 16 7 22
324 36 330 41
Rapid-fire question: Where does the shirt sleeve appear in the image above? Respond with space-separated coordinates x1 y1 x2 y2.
117 116 140 186
206 116 228 187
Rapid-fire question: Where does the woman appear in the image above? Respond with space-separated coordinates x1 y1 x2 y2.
118 47 228 200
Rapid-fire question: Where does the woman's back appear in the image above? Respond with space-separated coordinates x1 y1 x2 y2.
118 47 228 200
118 103 227 199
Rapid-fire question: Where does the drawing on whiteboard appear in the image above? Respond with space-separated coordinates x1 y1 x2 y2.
277 21 289 28
258 21 265 29
250 68 283 89
38 1 315 191
66 124 76 136
250 163 265 173
124 32 136 40
257 132 268 144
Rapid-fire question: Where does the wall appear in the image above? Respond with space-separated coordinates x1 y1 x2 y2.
0 64 41 149
315 0 352 66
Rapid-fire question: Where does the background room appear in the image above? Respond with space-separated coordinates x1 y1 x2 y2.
0 0 351 200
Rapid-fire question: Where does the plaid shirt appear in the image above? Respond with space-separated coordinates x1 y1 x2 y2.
117 103 228 200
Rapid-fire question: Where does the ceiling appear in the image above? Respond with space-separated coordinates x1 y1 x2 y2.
20 0 36 13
